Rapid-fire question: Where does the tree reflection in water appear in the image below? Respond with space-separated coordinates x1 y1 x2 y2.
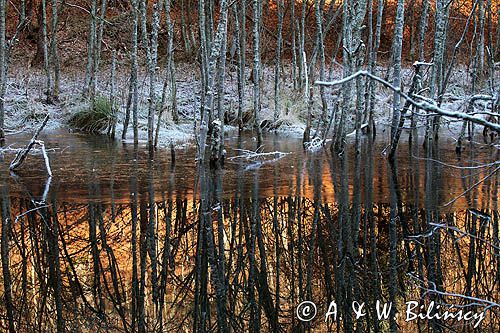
1 136 499 332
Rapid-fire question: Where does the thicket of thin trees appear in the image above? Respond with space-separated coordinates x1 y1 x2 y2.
0 1 498 161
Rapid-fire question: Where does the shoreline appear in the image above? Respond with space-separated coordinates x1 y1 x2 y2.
2 63 490 148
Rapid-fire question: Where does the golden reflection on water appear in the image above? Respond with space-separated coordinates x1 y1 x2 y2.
0 132 499 331
2 194 499 331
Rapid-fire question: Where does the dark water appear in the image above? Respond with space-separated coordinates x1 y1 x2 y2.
0 129 499 332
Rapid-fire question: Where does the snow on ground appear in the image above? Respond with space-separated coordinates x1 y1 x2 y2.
2 62 494 147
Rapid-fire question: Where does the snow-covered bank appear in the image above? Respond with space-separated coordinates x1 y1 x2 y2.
2 62 495 147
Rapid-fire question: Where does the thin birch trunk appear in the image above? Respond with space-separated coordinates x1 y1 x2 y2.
50 0 60 99
252 0 263 147
155 0 177 148
198 0 230 163
388 0 405 159
145 0 164 152
0 0 6 140
166 1 178 123
91 0 108 100
232 1 244 131
273 0 284 129
84 0 97 99
290 0 297 90
131 0 139 144
428 0 450 138
418 0 430 61
41 0 51 102
314 0 328 138
109 50 116 138
477 0 486 76
299 0 306 94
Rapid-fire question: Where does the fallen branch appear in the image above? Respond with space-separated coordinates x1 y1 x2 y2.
346 123 368 137
229 148 290 162
315 71 500 132
304 137 325 152
9 114 52 176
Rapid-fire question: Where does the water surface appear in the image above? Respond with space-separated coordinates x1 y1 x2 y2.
0 129 498 332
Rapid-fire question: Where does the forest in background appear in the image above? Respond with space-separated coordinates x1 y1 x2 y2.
0 0 499 162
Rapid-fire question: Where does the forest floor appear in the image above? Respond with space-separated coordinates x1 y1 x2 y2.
2 61 488 148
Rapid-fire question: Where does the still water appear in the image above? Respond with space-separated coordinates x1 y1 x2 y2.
0 129 498 332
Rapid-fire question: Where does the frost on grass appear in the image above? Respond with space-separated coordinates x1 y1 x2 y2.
68 97 115 133
2 63 494 144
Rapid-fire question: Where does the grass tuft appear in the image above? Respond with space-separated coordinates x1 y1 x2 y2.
68 97 115 133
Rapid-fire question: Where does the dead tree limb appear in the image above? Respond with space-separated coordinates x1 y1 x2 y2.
10 114 52 176
316 71 500 132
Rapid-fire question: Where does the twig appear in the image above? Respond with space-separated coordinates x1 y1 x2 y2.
411 155 500 170
442 166 500 207
14 205 50 223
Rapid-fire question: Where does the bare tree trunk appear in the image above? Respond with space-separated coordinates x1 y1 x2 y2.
388 0 405 159
198 0 230 163
214 13 228 165
232 1 245 132
477 0 486 76
0 0 6 141
50 0 60 99
365 0 384 135
129 0 139 144
109 50 117 138
84 0 97 99
335 0 367 151
166 0 178 124
155 0 178 148
91 0 108 100
41 0 51 103
143 0 164 153
290 0 297 90
273 0 284 129
1 188 15 333
314 0 328 138
418 0 430 61
407 0 417 61
428 0 450 138
252 0 263 147
197 0 208 150
298 0 306 94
